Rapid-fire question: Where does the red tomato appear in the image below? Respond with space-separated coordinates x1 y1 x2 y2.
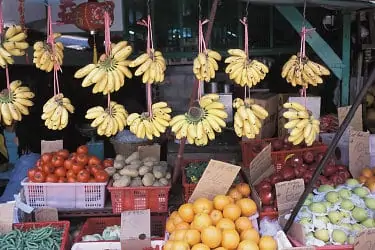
102 159 114 168
77 145 88 155
69 153 77 161
45 174 58 183
42 163 55 174
72 162 84 174
66 170 76 178
88 156 101 166
57 149 70 159
76 169 90 182
27 168 37 181
51 155 64 167
67 176 76 183
41 153 53 163
54 167 66 177
64 159 73 170
95 170 109 183
35 159 42 168
58 177 67 183
89 165 102 175
76 154 89 166
33 171 46 183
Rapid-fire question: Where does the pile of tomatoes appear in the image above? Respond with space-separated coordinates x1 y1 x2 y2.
27 145 113 183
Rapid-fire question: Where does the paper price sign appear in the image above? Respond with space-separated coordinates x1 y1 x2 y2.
354 228 375 250
275 179 304 214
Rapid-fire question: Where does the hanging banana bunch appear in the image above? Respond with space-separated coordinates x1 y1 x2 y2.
0 25 29 68
42 94 75 130
33 33 64 72
233 98 268 139
193 49 222 82
282 102 320 146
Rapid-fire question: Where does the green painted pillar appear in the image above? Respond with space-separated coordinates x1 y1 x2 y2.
341 12 351 107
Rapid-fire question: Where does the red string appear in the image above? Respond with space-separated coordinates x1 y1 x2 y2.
240 17 249 100
104 12 111 110
299 26 315 103
197 19 209 100
5 66 9 90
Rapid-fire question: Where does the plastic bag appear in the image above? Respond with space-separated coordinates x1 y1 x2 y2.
259 217 282 237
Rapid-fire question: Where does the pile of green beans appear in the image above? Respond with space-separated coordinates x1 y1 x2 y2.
0 226 63 250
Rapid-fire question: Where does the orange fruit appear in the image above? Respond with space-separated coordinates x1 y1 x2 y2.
235 217 253 232
358 176 368 184
366 176 375 186
166 219 176 233
362 167 373 178
238 239 260 250
214 248 228 250
259 236 277 250
193 213 212 232
184 229 201 246
178 203 195 223
193 198 214 214
210 209 223 225
191 243 210 250
216 218 236 230
173 229 188 241
173 214 185 225
228 188 243 201
171 240 190 250
175 222 190 230
236 183 251 197
368 181 375 192
164 240 174 250
201 226 222 248
227 196 235 203
170 211 179 220
213 195 231 210
240 228 260 243
236 198 257 217
223 203 241 221
221 229 240 249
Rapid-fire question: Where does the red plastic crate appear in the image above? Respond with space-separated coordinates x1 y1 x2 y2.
241 138 327 169
75 215 166 243
107 181 171 213
13 221 70 250
289 236 353 250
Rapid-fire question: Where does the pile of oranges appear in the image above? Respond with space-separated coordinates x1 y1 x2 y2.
358 167 375 192
164 183 277 250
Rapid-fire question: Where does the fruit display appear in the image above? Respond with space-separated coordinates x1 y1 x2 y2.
74 41 133 94
0 25 29 67
85 101 128 137
164 188 277 250
281 54 330 88
170 94 227 146
106 151 171 187
225 49 269 87
126 102 172 140
128 49 166 84
42 93 75 130
282 102 320 146
233 98 269 138
319 114 338 133
33 33 64 72
294 179 375 246
357 167 375 192
0 80 34 125
27 145 110 183
193 49 222 82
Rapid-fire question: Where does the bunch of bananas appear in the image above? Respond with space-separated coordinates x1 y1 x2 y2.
225 49 269 88
74 41 133 94
282 102 320 146
0 25 29 67
42 94 75 130
0 80 34 125
127 102 172 140
281 54 330 88
233 98 269 139
170 94 227 146
193 50 221 82
128 49 166 84
33 33 64 72
85 101 128 137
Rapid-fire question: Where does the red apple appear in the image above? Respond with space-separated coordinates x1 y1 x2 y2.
282 166 296 181
259 190 274 206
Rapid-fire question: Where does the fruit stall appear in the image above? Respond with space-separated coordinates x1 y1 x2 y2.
1 0 375 249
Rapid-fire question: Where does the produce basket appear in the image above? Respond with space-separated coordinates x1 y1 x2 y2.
107 181 171 213
13 221 70 250
240 138 327 169
21 178 107 209
75 215 166 243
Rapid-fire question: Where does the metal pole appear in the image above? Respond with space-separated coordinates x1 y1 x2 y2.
284 66 375 232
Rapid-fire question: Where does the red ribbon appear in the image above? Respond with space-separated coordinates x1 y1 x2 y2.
197 19 209 100
299 26 315 103
240 17 249 99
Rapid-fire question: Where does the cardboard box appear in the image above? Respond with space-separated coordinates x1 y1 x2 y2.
253 93 278 139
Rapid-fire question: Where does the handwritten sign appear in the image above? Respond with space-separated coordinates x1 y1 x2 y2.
35 207 58 222
275 179 305 214
349 129 370 178
138 144 160 161
338 105 363 131
189 160 241 202
0 202 15 234
354 228 375 250
121 209 151 250
249 144 273 185
41 140 63 154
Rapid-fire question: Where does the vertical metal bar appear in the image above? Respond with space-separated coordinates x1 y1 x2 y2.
284 66 375 233
269 6 274 48
341 11 351 106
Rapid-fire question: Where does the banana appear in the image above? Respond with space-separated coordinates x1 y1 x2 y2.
250 104 269 119
284 119 300 129
283 102 307 112
129 53 150 67
228 49 247 58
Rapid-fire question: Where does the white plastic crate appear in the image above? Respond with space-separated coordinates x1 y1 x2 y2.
21 178 107 209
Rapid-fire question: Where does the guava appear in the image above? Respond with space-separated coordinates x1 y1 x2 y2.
328 211 343 224
361 218 375 228
314 229 330 242
309 202 327 214
318 185 334 193
326 191 340 203
332 229 347 244
352 207 368 222
341 199 355 211
346 178 360 187
339 189 352 199
365 197 375 210
353 187 369 198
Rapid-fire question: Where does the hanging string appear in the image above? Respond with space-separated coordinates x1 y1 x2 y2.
104 12 112 112
240 16 249 100
18 0 29 64
93 34 98 64
197 19 209 100
0 0 9 92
